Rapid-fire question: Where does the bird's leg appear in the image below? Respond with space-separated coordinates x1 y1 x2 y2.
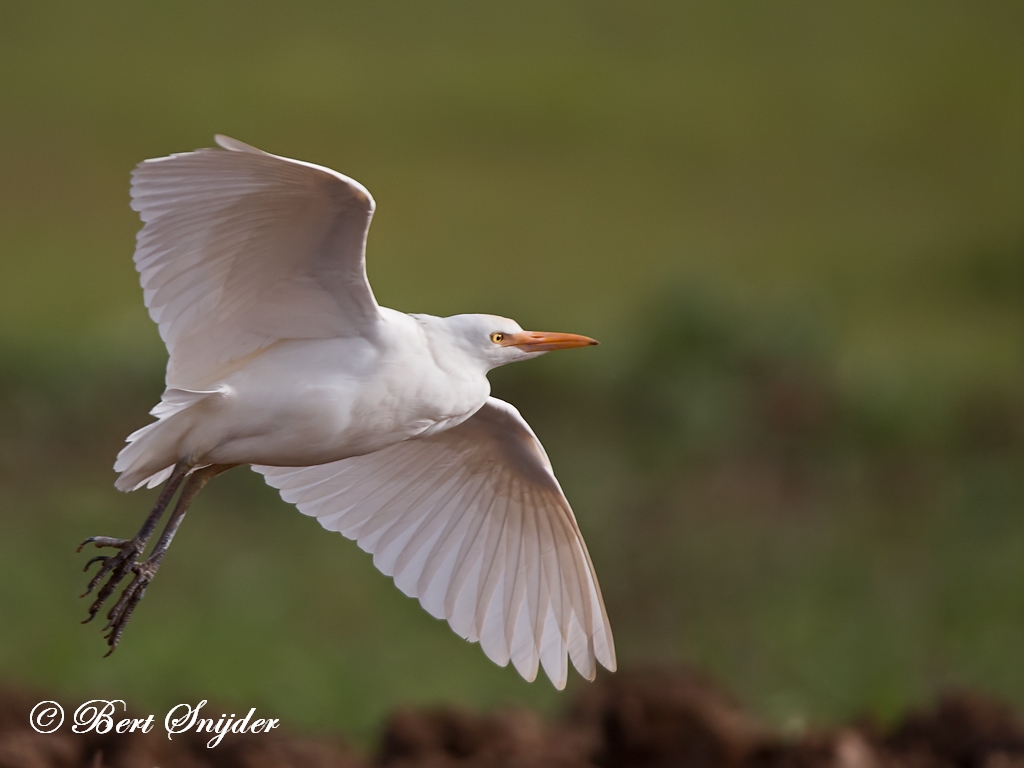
100 464 231 654
79 463 189 620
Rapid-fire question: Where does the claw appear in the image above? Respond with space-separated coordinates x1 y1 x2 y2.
83 555 109 572
85 589 109 619
77 536 129 553
82 597 103 623
82 560 116 596
81 540 143 597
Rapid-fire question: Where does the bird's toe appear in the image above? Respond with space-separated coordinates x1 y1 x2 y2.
77 536 131 554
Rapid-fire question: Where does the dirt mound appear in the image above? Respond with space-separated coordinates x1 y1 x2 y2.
3 671 1024 768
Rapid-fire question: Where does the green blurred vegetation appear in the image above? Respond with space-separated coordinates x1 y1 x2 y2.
0 0 1021 745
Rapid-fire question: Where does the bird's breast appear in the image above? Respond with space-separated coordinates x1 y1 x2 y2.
194 335 489 468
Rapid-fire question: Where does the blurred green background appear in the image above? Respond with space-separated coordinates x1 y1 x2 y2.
1 0 1022 744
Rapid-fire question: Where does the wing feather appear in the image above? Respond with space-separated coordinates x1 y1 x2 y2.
131 136 380 388
443 490 493 617
254 397 616 688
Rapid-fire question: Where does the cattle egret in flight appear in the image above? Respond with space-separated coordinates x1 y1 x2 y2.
78 136 615 688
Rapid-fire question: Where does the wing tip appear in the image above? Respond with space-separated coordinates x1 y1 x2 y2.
214 134 268 154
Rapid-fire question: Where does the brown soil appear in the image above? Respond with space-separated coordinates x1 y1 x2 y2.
3 670 1024 768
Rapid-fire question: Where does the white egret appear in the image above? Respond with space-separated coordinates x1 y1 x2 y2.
79 136 615 688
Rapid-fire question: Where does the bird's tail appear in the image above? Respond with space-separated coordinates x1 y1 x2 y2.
114 387 221 491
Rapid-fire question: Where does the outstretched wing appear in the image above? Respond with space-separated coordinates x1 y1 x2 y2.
253 398 616 688
131 135 381 389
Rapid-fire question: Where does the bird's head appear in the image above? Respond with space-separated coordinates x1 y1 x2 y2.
437 313 598 372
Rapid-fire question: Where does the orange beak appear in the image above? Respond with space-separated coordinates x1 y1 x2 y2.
500 331 599 353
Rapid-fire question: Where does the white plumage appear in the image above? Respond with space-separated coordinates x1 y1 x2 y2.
129 134 379 390
85 135 615 687
256 398 613 688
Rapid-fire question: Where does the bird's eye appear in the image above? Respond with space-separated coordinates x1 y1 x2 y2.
490 332 505 344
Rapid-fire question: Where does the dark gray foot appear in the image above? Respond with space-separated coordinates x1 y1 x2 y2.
100 557 162 655
76 463 223 655
79 536 146 626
